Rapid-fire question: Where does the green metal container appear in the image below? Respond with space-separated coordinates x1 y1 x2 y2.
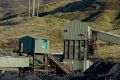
19 36 50 54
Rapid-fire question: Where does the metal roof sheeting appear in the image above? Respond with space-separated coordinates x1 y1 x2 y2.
64 20 91 40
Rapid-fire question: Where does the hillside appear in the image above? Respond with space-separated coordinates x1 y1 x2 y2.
0 0 120 59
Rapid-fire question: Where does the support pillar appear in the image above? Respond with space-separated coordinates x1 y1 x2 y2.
83 40 88 71
33 53 35 77
44 54 48 75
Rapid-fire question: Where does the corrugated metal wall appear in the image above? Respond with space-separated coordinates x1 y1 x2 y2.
0 56 29 67
64 40 84 60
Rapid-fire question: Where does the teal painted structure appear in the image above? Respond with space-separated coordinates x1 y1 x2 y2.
19 36 50 54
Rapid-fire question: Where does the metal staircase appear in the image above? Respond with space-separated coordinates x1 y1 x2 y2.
49 55 71 74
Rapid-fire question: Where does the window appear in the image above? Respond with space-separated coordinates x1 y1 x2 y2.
64 30 67 32
20 43 23 52
42 39 47 49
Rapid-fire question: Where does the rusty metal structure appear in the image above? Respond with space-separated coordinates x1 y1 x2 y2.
0 20 120 77
63 20 120 72
16 36 71 76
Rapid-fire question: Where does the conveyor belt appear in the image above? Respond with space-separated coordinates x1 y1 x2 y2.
92 28 120 45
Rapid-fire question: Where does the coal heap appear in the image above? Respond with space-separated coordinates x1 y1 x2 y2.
48 60 120 80
70 60 120 80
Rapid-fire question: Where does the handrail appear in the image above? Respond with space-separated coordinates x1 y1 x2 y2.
50 55 70 70
49 55 71 74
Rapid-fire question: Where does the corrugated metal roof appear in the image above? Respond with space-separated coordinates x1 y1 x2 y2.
64 20 91 40
20 36 47 40
64 20 120 45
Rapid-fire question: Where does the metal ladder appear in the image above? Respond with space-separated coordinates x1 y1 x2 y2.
105 77 116 80
49 55 71 74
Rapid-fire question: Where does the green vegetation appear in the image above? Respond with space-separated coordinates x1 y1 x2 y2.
53 11 89 21
0 0 120 59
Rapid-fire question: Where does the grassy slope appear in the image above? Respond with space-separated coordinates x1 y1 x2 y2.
0 0 120 59
0 17 69 54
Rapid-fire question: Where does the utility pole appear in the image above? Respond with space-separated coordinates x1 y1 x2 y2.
29 0 41 17
28 0 31 18
37 0 40 17
32 0 36 17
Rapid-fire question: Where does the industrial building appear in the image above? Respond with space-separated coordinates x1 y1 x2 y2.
0 20 120 80
63 20 120 72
